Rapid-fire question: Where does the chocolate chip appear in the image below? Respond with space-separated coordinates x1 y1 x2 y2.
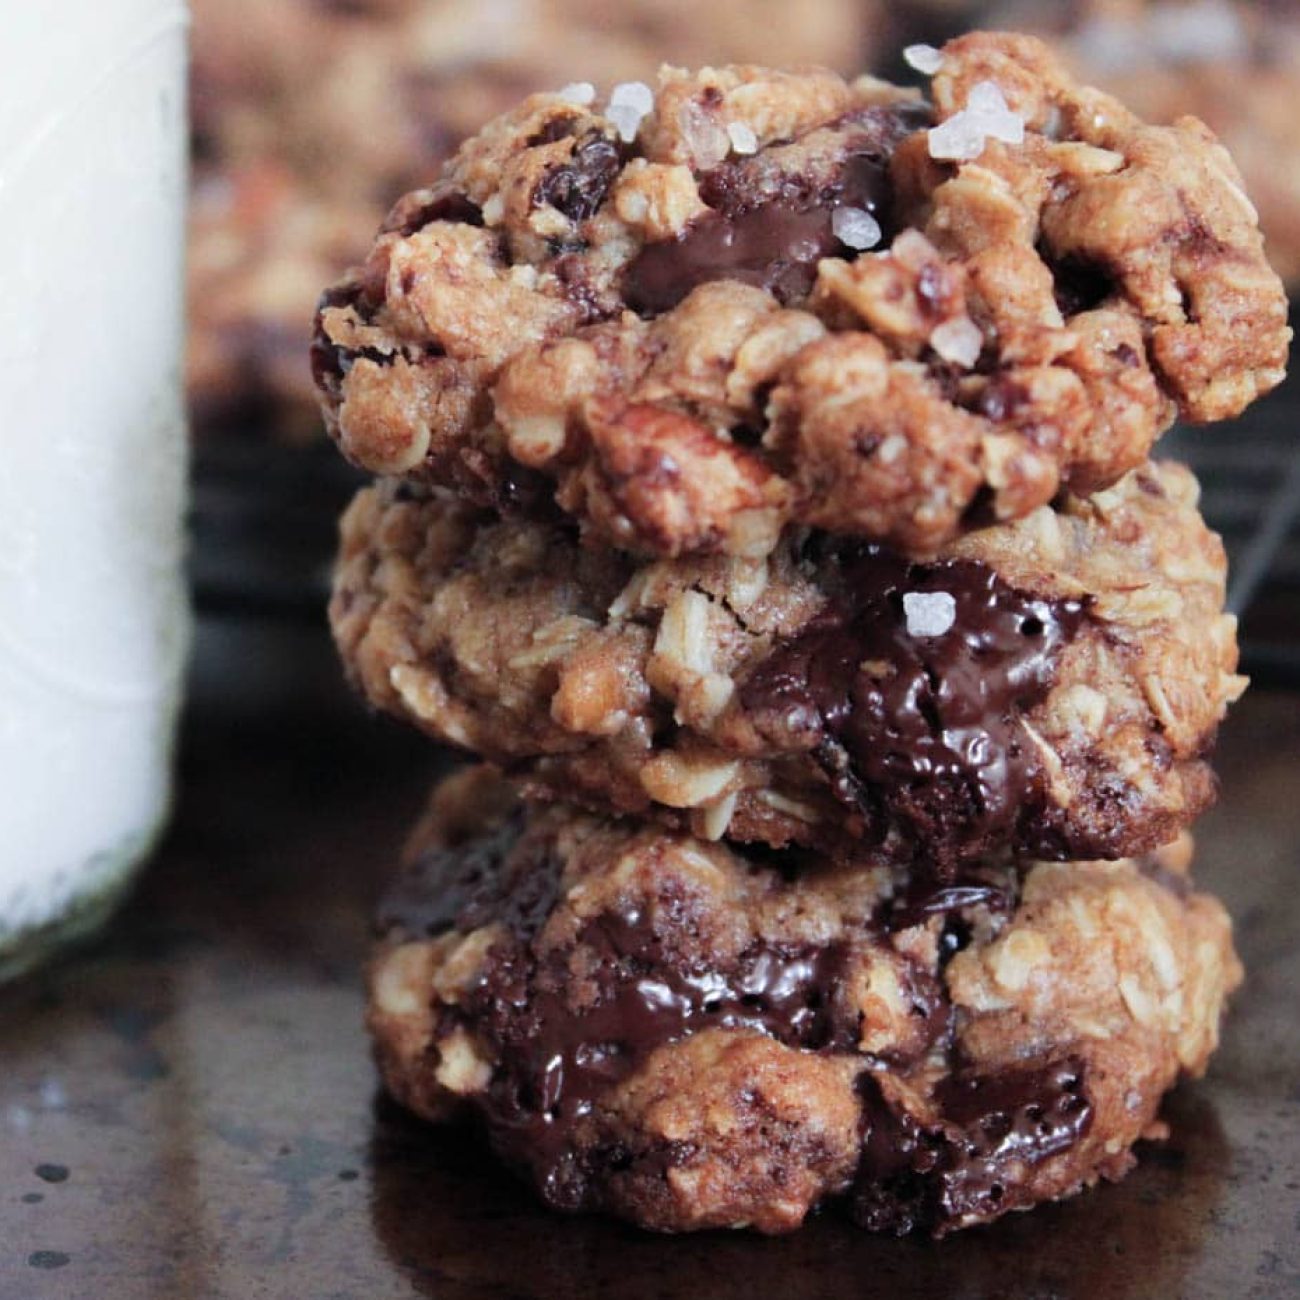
382 183 484 239
534 132 621 222
460 907 863 1210
1050 252 1115 317
887 880 1012 931
392 822 892 1213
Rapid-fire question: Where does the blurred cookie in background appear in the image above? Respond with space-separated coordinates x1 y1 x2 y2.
188 0 882 437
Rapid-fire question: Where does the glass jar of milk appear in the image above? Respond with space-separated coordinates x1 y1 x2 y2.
0 0 189 978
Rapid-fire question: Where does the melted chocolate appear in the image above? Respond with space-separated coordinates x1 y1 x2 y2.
460 901 858 1208
740 546 1088 871
623 106 927 314
888 879 1013 931
853 1057 1093 1234
376 805 1034 1215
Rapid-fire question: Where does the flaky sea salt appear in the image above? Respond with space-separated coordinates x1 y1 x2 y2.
726 121 758 155
903 43 944 76
971 81 1025 144
557 81 596 105
611 80 654 112
930 316 983 367
927 113 985 162
608 105 643 142
608 80 655 143
831 206 882 251
903 591 957 638
927 79 1024 161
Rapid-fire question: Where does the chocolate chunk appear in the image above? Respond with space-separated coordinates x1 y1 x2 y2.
450 892 865 1209
534 132 622 222
622 104 930 315
739 546 1088 871
853 1057 1093 1234
624 150 890 314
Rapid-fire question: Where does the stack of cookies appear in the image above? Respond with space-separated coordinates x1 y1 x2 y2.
311 33 1288 1234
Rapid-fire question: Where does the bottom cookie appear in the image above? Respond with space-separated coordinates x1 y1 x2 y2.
368 768 1241 1236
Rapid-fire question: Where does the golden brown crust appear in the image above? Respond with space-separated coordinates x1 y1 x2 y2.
367 773 1241 1234
929 32 1290 423
974 0 1300 286
332 460 1243 865
314 34 1287 553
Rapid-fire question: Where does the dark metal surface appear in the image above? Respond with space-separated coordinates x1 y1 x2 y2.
1 690 1297 1299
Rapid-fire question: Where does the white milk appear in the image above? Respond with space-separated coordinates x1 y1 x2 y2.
0 0 190 975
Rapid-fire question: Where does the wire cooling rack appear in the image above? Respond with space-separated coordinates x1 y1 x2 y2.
190 376 1300 684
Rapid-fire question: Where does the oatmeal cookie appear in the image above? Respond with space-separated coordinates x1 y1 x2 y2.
189 0 876 432
969 0 1300 286
368 767 1241 1235
332 460 1244 870
313 33 1288 554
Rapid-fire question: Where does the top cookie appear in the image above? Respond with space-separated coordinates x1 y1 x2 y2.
313 31 1289 557
975 0 1300 287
